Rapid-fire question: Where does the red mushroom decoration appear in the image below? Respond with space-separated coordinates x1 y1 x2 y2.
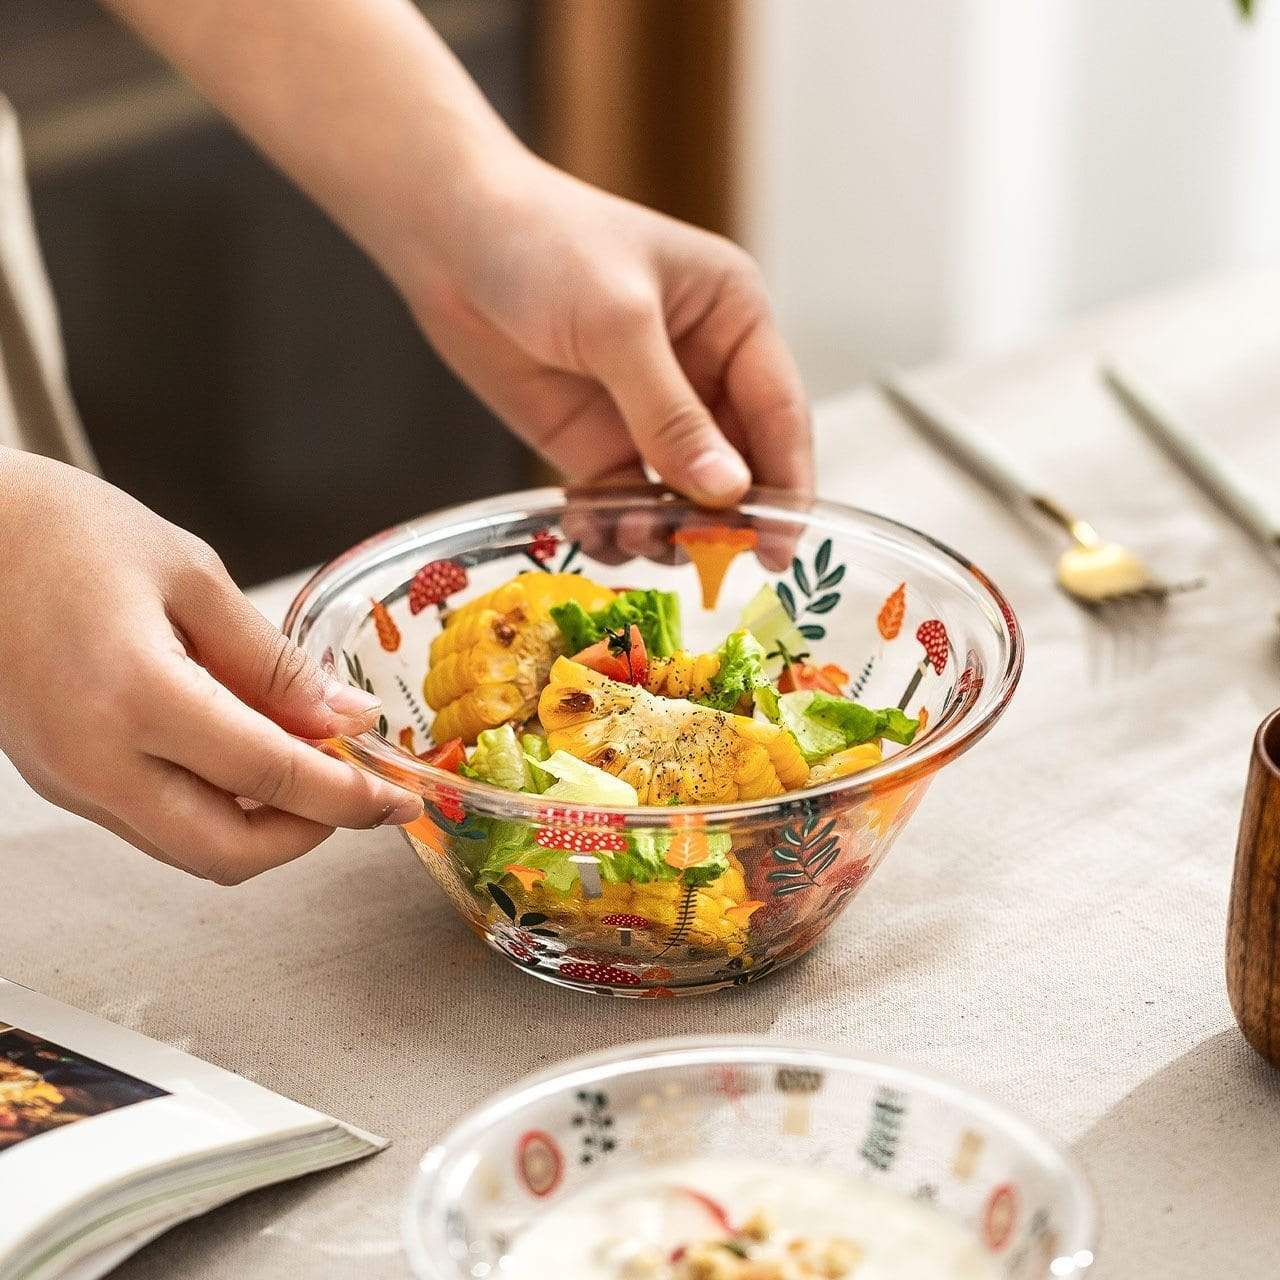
599 912 655 948
896 618 950 710
534 824 627 899
557 960 643 987
534 827 628 855
527 528 560 567
918 619 949 674
408 559 468 615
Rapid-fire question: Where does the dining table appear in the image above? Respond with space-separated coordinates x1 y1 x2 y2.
6 268 1280 1279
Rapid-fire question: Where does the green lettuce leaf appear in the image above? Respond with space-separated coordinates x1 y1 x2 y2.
599 833 678 886
474 834 580 894
739 584 808 674
521 733 554 793
475 824 730 896
547 600 599 654
550 589 683 659
807 692 919 747
777 690 919 762
467 725 530 792
533 751 640 807
678 834 731 887
695 629 768 713
753 682 781 723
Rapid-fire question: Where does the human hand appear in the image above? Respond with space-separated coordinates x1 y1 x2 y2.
0 450 423 883
405 154 812 507
101 1 808 503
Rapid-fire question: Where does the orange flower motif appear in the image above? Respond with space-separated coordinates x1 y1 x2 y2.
663 826 709 871
867 780 923 837
370 598 401 651
640 987 676 999
641 965 675 982
916 707 930 734
398 726 417 754
504 864 547 892
402 815 446 856
726 900 766 927
877 582 906 640
672 525 758 609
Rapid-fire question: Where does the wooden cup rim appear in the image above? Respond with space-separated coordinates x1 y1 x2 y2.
1258 707 1280 780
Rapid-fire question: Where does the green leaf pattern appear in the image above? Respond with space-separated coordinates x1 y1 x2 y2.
344 650 388 736
776 539 846 641
769 807 842 897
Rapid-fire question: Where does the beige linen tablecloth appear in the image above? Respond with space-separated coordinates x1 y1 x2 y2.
5 271 1280 1278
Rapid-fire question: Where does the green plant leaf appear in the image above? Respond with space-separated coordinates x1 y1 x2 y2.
815 538 832 577
488 884 517 920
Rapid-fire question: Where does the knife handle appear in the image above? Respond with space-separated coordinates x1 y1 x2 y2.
1105 365 1280 554
878 370 1042 511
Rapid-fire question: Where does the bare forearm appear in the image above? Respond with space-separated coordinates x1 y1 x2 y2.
101 0 523 292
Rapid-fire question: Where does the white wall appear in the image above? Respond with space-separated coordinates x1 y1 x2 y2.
740 0 1280 395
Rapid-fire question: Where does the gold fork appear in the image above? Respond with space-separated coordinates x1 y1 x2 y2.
878 371 1181 610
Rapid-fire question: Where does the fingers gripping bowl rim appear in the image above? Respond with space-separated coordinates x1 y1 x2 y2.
284 486 1023 995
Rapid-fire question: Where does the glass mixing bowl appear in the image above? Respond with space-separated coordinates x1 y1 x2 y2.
401 1038 1096 1278
284 487 1022 997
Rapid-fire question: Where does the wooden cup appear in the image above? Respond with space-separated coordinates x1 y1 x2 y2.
1227 707 1280 1067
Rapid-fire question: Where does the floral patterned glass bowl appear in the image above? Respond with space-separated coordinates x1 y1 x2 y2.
283 486 1022 997
402 1038 1097 1279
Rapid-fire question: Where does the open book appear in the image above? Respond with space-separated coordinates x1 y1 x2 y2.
0 980 385 1280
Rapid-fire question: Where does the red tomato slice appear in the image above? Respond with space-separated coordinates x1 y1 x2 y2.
675 1186 735 1233
777 661 849 696
667 1185 736 1260
572 625 649 686
421 738 466 772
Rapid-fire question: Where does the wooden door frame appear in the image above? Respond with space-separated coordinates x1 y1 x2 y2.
535 0 743 239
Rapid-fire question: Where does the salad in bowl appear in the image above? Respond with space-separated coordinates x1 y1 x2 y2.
284 487 1022 996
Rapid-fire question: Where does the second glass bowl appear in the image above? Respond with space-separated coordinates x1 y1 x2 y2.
402 1038 1096 1279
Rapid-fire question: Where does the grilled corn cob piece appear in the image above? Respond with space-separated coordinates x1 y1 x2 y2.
539 657 809 804
521 855 754 954
644 649 721 700
808 742 883 784
426 573 615 743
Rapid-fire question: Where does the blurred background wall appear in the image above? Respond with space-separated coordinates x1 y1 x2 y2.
4 0 539 586
5 0 1278 583
740 0 1280 395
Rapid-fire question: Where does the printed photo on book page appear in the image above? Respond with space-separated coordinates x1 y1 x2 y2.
0 1026 168 1152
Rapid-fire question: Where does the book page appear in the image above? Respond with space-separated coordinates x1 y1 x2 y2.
0 980 383 1262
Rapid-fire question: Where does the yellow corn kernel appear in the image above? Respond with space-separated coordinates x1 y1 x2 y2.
430 685 526 743
645 650 721 700
425 574 616 744
808 742 883 784
424 642 521 710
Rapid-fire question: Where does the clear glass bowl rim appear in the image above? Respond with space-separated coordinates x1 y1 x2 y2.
283 485 1024 827
401 1035 1099 1280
